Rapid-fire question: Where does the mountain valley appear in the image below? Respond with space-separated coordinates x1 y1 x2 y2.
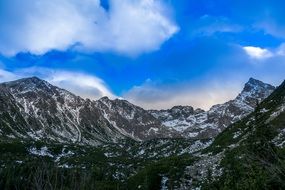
0 77 284 190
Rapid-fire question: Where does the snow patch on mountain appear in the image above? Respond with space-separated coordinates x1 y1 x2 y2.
150 78 275 139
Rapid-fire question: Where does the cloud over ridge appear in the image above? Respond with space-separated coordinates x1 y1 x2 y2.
0 67 115 100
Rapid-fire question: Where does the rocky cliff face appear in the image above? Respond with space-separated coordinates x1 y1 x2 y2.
95 97 178 140
0 77 177 144
150 78 275 139
0 77 275 144
0 77 126 145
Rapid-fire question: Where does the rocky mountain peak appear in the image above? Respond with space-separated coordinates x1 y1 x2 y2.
150 78 275 139
95 96 178 140
97 96 141 113
0 77 128 144
5 76 49 86
99 96 110 102
2 76 54 95
168 105 195 118
236 78 275 107
242 78 274 93
171 105 194 112
194 108 205 114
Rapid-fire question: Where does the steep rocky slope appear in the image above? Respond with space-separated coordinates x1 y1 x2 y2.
182 79 285 189
0 77 127 145
150 78 275 139
95 97 178 140
0 77 176 144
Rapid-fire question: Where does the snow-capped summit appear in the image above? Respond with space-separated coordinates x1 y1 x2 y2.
150 78 275 139
236 78 275 107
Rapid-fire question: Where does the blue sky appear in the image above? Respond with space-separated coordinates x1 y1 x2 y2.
0 0 285 109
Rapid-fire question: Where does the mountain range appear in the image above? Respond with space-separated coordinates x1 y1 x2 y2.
0 77 275 144
1 76 284 190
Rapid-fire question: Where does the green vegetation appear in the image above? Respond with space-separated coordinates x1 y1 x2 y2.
0 138 198 190
128 155 195 190
203 82 285 190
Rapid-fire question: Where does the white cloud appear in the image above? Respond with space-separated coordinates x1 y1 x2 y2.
0 0 178 56
192 15 243 37
243 46 273 59
256 20 285 39
277 43 285 56
0 69 18 82
123 79 241 110
46 71 116 99
243 44 285 61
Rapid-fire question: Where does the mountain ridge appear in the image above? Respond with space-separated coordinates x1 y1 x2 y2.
149 78 275 139
0 76 275 145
